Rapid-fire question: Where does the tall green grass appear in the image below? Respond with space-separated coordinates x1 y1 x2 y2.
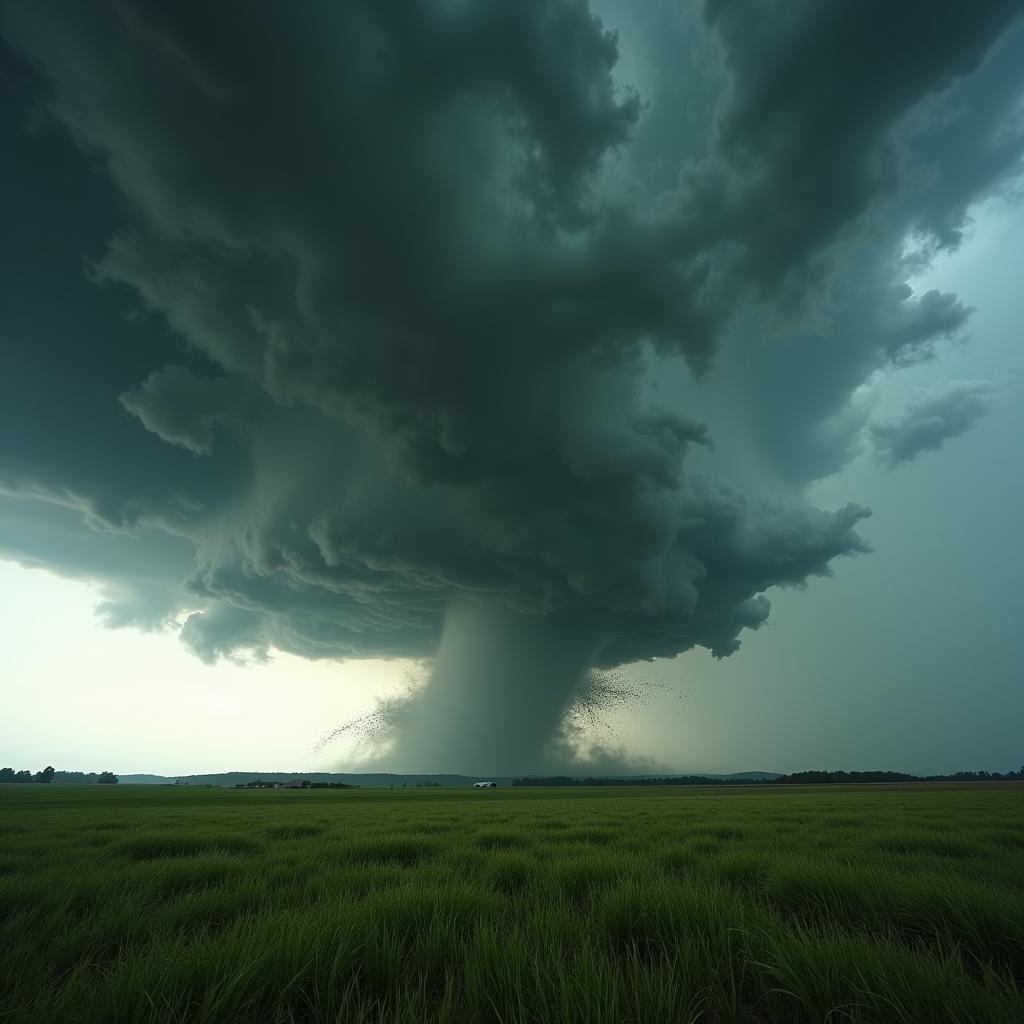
2 785 1022 1022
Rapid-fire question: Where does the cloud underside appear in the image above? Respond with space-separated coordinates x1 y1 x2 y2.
0 0 1021 678
870 380 997 467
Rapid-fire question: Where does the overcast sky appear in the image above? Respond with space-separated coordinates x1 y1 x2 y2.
2 1 1022 777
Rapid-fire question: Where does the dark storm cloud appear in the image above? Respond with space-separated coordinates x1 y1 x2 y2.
1 1 1022 765
869 380 997 468
120 366 261 456
0 495 193 630
708 253 976 486
658 3 1024 488
689 0 1022 287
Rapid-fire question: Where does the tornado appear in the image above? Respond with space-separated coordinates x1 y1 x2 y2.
380 598 611 775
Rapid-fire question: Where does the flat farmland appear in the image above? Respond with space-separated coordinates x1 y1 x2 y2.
2 784 1023 1023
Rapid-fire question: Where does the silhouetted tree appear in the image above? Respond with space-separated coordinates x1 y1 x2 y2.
52 771 97 784
97 771 118 784
34 766 55 784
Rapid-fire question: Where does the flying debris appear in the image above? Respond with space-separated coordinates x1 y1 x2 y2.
568 669 683 738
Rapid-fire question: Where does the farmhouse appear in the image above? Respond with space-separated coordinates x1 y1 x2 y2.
473 781 497 789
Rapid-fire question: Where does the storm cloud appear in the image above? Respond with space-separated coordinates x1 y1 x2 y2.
870 380 998 468
1 0 1022 770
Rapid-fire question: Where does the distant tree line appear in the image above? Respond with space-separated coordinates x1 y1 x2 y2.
513 775 761 787
513 774 783 787
778 769 1024 784
0 767 118 784
514 767 1024 787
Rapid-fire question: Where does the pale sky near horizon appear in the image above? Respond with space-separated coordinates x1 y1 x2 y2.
2 2 1022 779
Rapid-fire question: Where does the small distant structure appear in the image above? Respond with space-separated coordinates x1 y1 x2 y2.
473 781 497 789
281 779 311 789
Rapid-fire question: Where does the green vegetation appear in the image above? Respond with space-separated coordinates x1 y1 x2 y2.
2 784 1022 1023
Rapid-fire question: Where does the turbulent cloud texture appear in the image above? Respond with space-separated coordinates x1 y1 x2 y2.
870 380 998 468
1 1 1022 768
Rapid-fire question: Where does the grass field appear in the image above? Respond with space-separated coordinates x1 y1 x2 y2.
2 784 1023 1023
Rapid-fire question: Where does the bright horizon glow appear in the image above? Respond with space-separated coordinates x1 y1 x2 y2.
0 560 416 776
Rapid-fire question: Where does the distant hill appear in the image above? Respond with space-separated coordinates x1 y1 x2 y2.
118 770 782 788
119 772 519 788
17 767 1016 788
